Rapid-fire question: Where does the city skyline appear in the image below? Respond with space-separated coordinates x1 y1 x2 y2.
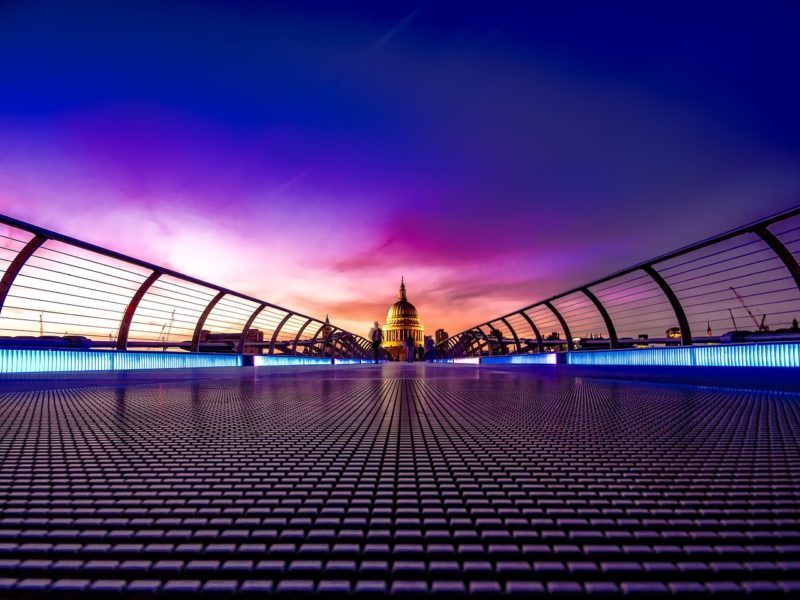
1 1 799 336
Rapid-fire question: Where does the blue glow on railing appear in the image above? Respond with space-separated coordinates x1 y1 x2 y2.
253 355 334 366
566 343 800 368
0 348 242 373
481 353 558 365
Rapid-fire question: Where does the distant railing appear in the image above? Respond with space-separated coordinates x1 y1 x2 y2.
0 213 381 360
440 206 800 358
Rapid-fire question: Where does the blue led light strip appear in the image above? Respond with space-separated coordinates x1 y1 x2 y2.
0 348 242 373
253 356 334 366
481 354 558 365
566 343 800 368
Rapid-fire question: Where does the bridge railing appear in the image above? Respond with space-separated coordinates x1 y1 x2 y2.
441 207 800 358
0 213 377 360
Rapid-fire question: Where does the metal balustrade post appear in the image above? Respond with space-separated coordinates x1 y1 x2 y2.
329 331 345 358
464 336 476 357
471 331 485 356
339 333 360 359
356 338 370 359
307 322 326 356
447 336 462 358
755 226 800 292
544 301 574 351
358 337 372 358
268 312 294 355
643 265 692 346
465 332 480 356
467 330 482 357
191 291 226 352
343 335 361 359
581 287 618 349
487 323 507 355
330 332 343 358
519 311 545 353
291 319 313 355
0 234 46 315
237 303 267 354
321 328 340 358
475 327 494 356
350 336 366 359
499 317 522 354
117 271 161 350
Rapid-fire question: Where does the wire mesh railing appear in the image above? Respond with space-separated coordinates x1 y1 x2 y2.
0 213 374 360
441 206 800 358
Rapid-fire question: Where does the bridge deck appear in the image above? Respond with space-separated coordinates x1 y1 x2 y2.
0 364 798 597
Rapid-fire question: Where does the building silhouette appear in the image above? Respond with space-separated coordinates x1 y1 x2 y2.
435 328 449 345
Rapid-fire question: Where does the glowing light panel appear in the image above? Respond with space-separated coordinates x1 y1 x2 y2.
453 357 481 364
567 343 800 368
0 348 242 373
481 353 558 365
253 356 334 366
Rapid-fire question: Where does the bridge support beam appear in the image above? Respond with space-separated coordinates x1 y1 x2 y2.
519 312 544 353
755 226 800 292
500 317 522 354
307 322 327 356
0 234 46 316
544 301 574 351
643 265 692 346
476 327 493 356
117 271 161 350
582 287 618 349
237 303 267 354
292 318 314 355
191 291 226 352
268 312 294 355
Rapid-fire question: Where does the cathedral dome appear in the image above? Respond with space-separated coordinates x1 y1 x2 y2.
382 278 424 358
386 278 420 323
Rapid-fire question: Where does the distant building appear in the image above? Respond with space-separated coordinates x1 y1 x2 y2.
318 315 335 356
435 329 449 345
319 315 334 339
198 328 263 354
382 278 424 361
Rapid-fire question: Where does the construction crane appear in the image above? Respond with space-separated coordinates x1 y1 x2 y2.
730 287 768 332
158 310 176 343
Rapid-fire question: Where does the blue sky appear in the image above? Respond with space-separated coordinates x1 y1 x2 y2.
1 0 798 334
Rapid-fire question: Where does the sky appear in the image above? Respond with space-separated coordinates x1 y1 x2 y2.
0 0 799 337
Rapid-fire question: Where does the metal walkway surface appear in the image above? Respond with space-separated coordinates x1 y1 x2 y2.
0 364 799 597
